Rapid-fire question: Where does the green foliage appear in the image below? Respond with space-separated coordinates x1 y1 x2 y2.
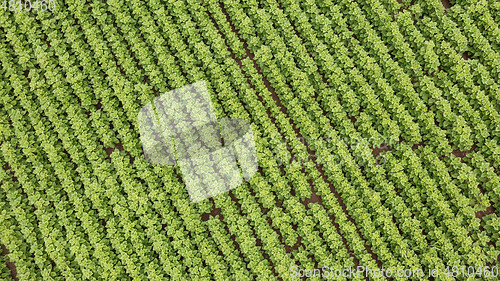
0 0 498 280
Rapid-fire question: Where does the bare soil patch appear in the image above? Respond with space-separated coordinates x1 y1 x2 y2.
104 142 134 164
372 143 394 159
284 237 302 254
476 206 496 219
301 185 322 206
95 99 103 110
201 207 222 221
441 0 452 9
451 143 477 158
1 245 18 281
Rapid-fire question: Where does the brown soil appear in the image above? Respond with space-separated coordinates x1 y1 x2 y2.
217 1 298 136
298 185 365 269
201 207 222 221
265 215 304 254
104 139 124 156
396 0 416 14
96 99 103 110
2 163 13 175
301 185 322 206
475 206 496 219
1 163 17 184
207 1 296 167
104 146 115 157
1 245 18 281
284 237 302 253
204 4 363 273
451 143 477 158
441 0 452 9
372 143 393 159
217 1 383 271
411 142 425 151
227 191 281 279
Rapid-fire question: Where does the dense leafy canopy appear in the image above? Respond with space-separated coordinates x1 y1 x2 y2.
0 0 498 280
